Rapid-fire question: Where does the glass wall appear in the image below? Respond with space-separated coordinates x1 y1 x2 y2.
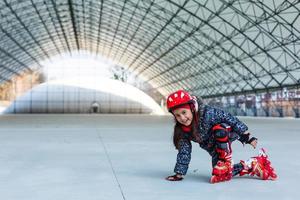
205 88 300 118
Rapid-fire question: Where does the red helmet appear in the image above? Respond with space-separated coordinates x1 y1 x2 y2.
166 90 193 111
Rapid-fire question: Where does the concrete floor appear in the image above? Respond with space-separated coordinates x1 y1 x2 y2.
0 114 298 200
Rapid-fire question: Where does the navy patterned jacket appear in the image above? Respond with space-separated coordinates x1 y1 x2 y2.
174 100 248 175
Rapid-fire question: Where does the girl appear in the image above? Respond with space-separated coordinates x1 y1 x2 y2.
165 90 277 183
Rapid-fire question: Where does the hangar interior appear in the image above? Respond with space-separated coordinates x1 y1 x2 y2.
0 0 299 200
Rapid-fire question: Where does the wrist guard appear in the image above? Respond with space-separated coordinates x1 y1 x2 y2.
239 133 257 144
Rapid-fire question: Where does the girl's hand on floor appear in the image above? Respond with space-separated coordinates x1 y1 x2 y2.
165 174 184 181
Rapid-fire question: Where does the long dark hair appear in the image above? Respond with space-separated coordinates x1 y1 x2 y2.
172 105 200 149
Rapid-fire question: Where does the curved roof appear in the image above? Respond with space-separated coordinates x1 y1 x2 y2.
1 0 300 98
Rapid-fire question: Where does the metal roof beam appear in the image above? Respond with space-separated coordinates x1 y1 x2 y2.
127 0 189 70
68 0 80 50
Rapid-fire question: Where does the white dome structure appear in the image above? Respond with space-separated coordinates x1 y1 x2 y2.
5 78 164 115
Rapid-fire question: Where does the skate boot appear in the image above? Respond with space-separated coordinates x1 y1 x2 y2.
239 148 277 180
210 160 233 183
210 149 233 183
238 160 251 176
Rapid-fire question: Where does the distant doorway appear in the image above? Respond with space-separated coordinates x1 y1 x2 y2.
91 101 100 113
